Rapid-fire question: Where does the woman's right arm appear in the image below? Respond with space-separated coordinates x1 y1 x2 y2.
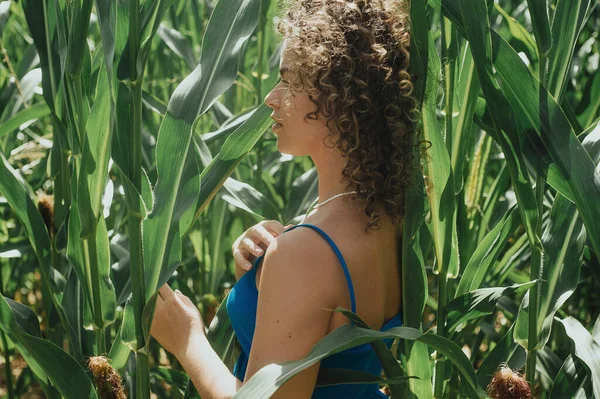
232 220 292 281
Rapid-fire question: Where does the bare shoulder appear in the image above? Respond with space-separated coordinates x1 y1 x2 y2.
259 225 345 301
269 225 336 257
244 225 345 395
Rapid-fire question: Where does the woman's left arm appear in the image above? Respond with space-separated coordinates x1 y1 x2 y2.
242 229 340 399
151 228 338 399
150 284 242 399
176 331 243 397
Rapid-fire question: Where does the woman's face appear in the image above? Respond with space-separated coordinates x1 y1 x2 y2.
264 40 330 156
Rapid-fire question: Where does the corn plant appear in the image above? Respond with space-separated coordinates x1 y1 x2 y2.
0 0 599 398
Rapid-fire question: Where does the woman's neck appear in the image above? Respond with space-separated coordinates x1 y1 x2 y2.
310 145 354 204
307 147 397 233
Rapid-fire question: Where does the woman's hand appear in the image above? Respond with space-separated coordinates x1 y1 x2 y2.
150 283 205 359
232 220 293 271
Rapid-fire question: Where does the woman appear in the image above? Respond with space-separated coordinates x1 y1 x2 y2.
150 0 416 397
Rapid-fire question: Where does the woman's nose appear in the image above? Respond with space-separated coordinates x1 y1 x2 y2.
264 86 281 110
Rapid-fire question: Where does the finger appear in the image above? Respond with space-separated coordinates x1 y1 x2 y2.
174 288 188 299
175 288 192 304
250 225 277 246
241 237 264 257
233 248 253 270
158 283 176 302
260 220 286 237
174 289 195 307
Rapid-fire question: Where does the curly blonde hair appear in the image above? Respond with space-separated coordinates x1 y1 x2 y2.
276 0 418 231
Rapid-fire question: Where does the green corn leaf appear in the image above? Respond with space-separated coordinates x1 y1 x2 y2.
550 355 592 398
400 341 432 399
422 32 460 278
220 177 281 222
60 271 84 365
142 91 167 117
211 100 235 126
157 24 196 70
332 308 404 398
142 89 168 115
94 0 118 96
186 107 273 239
0 153 80 352
67 171 117 328
117 296 138 351
402 3 433 395
401 141 430 399
0 296 97 399
66 0 93 76
114 163 154 219
0 102 51 138
233 324 484 399
431 0 600 257
583 121 600 167
22 0 67 114
547 0 591 100
476 324 525 389
113 82 137 179
526 0 552 55
116 0 175 80
537 347 564 391
455 206 521 297
315 368 414 387
588 313 599 341
207 291 238 369
107 326 132 370
153 104 272 296
0 158 50 263
202 109 254 145
57 62 117 329
558 317 600 398
453 0 542 261
514 194 586 350
446 280 538 334
579 75 600 129
135 0 263 351
409 0 429 105
77 63 113 237
283 167 318 222
1 298 49 383
207 198 228 294
4 297 41 336
0 1 10 35
451 43 479 195
138 0 175 74
494 4 538 64
478 163 510 244
151 366 190 392
142 0 262 296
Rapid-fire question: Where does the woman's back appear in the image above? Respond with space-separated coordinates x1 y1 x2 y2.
227 206 403 397
239 205 403 332
288 207 402 334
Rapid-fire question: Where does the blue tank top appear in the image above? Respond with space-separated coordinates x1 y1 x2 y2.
226 223 403 398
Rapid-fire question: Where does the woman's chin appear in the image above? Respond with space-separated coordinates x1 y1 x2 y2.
275 141 289 155
275 141 297 157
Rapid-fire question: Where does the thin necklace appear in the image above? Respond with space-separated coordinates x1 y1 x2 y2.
300 190 357 224
314 191 357 209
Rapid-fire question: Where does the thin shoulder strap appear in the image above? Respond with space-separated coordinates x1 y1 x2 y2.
284 224 357 316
